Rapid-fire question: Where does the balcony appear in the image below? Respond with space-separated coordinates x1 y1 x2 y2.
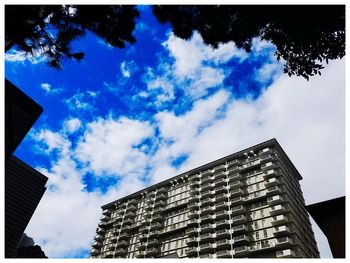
231 205 246 215
201 223 215 233
234 246 248 256
273 225 291 236
232 224 248 233
231 214 247 224
260 154 275 164
110 235 118 242
230 188 244 197
216 249 231 258
186 228 200 236
144 205 153 212
200 243 215 252
227 159 240 168
227 167 239 175
114 248 127 256
228 172 242 181
102 209 111 216
215 171 227 180
187 219 200 226
264 169 280 179
90 248 100 256
123 218 133 225
215 185 229 194
136 251 146 258
229 180 243 189
216 239 231 248
266 186 282 195
215 210 230 219
231 196 244 205
214 164 226 172
154 200 166 207
140 219 150 226
201 214 215 222
189 180 200 188
126 204 137 211
148 238 160 246
216 229 230 238
150 222 162 230
152 214 163 222
188 202 200 209
186 247 199 256
100 215 110 222
139 234 148 241
149 230 159 237
249 241 274 253
202 176 214 184
202 183 215 191
199 253 215 258
265 177 279 187
270 205 286 215
240 159 261 172
234 234 249 243
155 193 167 200
188 195 200 203
153 206 163 213
261 161 276 171
120 225 131 232
201 169 212 176
201 190 215 198
189 174 200 182
92 241 102 248
105 244 114 251
215 201 229 211
202 197 214 206
276 249 296 258
216 219 230 229
214 178 227 187
117 240 128 247
201 206 214 215
200 232 215 241
190 187 201 194
188 210 200 219
96 227 105 234
275 237 293 248
267 195 284 205
94 234 103 241
187 236 199 245
119 232 130 240
215 193 228 202
157 187 167 193
271 215 289 226
103 251 114 258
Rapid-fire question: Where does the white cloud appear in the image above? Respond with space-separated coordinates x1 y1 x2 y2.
40 82 63 95
33 129 71 155
75 117 153 176
63 118 82 134
120 60 137 78
64 92 94 112
5 49 46 64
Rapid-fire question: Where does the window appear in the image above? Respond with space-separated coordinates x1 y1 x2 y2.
254 221 259 229
255 231 260 240
263 229 268 238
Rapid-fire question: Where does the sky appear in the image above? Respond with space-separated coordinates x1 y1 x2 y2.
4 5 345 258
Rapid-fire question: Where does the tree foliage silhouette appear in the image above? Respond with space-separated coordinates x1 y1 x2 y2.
5 5 140 69
153 5 345 80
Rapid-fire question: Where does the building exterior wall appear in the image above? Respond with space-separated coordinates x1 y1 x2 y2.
90 139 320 258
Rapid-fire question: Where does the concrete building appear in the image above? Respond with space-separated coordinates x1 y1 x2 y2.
90 139 320 258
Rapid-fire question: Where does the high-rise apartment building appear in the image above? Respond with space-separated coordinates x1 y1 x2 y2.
90 139 320 258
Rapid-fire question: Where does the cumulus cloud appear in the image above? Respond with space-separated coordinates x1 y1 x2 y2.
64 92 95 112
142 32 249 104
63 118 82 134
75 117 153 176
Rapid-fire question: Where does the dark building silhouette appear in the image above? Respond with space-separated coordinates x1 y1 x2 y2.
5 79 43 161
5 79 48 258
5 156 48 258
15 233 48 258
306 196 345 258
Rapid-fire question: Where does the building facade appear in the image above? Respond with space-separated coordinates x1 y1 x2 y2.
90 139 320 258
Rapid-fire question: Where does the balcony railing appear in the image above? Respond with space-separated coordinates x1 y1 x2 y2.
233 224 248 233
271 215 289 226
201 169 212 176
92 241 102 248
230 188 244 197
90 248 100 255
216 239 231 247
227 159 240 167
94 234 103 240
273 225 291 236
217 249 231 258
265 177 279 187
234 234 249 243
267 195 284 205
231 205 245 215
270 204 285 215
201 223 215 233
231 214 247 224
214 171 227 179
276 249 296 258
215 210 230 219
261 162 276 171
275 237 293 247
200 232 215 240
234 246 248 255
216 229 230 238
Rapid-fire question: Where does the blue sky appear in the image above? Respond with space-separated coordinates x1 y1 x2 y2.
5 5 345 258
